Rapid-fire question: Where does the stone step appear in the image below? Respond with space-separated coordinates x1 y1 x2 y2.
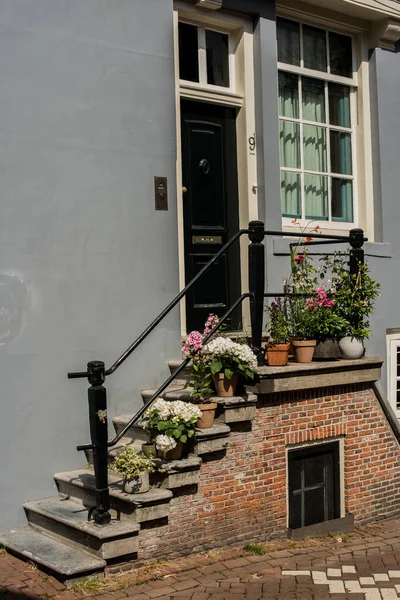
213 393 257 424
0 526 106 584
54 469 173 523
141 385 193 404
151 456 202 490
194 423 231 456
85 436 144 466
168 360 192 381
24 497 140 560
112 414 148 442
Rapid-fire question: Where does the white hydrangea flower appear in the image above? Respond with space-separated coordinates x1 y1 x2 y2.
204 337 257 371
155 434 177 452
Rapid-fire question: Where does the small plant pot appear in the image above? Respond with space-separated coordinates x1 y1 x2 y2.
212 373 239 397
338 336 364 359
142 443 156 458
265 343 290 366
196 402 217 429
122 472 149 494
313 339 340 360
158 442 183 461
292 339 317 363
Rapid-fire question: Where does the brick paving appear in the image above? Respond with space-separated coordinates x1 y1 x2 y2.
4 520 400 599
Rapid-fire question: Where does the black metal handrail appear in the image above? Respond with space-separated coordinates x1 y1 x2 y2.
68 229 248 380
68 220 366 525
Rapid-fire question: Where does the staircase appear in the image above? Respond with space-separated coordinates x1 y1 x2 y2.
0 359 257 585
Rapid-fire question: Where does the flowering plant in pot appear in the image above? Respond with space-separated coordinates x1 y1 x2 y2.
265 298 291 366
204 336 257 397
305 287 348 360
289 297 318 363
183 314 219 428
322 253 380 359
111 447 156 494
142 398 201 459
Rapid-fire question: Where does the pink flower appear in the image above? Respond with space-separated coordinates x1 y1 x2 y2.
203 313 219 335
294 255 305 264
305 236 313 242
183 331 203 355
292 218 297 224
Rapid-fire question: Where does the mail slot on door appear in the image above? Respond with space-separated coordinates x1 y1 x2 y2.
192 235 223 245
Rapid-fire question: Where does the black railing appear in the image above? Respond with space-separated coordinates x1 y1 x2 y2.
68 221 366 525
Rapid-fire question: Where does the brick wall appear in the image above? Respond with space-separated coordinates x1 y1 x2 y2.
138 383 400 560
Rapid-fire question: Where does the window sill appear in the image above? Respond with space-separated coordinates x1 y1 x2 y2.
288 514 354 540
273 236 392 258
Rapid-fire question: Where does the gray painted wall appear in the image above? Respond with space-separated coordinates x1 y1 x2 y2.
0 0 180 529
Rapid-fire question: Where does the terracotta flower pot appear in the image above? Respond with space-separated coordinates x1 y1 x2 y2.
212 373 239 397
196 402 217 429
292 339 317 363
122 472 150 494
265 343 290 366
158 442 183 461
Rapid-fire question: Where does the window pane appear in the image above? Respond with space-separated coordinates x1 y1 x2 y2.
281 172 301 217
280 121 300 168
178 23 199 82
279 72 299 118
206 30 229 87
329 83 351 128
332 178 353 222
277 18 300 66
330 131 352 175
305 174 328 219
303 25 327 72
302 77 325 123
329 32 352 78
303 125 327 172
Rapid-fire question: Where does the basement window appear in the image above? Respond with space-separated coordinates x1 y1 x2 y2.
288 441 340 529
387 332 400 417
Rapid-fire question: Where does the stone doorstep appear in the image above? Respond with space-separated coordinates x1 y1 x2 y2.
0 526 106 580
54 469 173 523
251 356 384 394
24 497 140 560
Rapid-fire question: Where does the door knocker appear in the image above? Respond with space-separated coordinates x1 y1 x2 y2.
199 159 210 175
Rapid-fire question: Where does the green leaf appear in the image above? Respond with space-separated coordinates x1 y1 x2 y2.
210 361 222 375
180 434 187 443
187 430 194 438
224 368 233 379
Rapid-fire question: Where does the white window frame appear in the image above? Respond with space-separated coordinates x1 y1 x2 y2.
278 16 360 231
178 20 237 96
387 332 400 418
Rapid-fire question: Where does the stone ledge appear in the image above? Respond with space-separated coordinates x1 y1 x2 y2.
249 357 383 395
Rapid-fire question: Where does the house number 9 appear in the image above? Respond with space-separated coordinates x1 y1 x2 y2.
248 134 256 153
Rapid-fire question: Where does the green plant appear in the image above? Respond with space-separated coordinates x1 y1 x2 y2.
322 253 380 338
142 399 201 454
243 542 267 555
111 447 156 481
289 297 316 340
205 336 257 381
265 298 290 344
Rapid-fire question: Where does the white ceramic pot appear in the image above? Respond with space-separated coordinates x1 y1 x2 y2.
122 472 150 494
338 336 364 360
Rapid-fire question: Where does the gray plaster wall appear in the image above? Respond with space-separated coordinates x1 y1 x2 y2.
0 0 180 529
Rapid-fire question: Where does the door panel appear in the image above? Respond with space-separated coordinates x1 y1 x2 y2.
181 100 241 332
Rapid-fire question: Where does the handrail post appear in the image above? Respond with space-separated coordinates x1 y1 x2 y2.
87 361 111 525
248 220 265 366
349 228 365 332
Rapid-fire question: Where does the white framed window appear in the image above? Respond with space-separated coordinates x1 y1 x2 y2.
277 17 358 228
178 21 235 93
387 332 400 418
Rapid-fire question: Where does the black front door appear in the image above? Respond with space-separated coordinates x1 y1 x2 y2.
181 100 241 333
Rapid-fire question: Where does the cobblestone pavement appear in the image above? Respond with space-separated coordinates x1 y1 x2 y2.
4 519 400 599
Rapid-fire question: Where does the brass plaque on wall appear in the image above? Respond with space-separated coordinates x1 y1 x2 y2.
154 176 168 210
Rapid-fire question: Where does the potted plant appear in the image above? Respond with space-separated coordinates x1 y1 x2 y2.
142 398 201 460
203 336 258 397
183 319 217 429
331 258 380 359
306 287 348 360
289 297 317 363
265 298 291 366
111 447 156 494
